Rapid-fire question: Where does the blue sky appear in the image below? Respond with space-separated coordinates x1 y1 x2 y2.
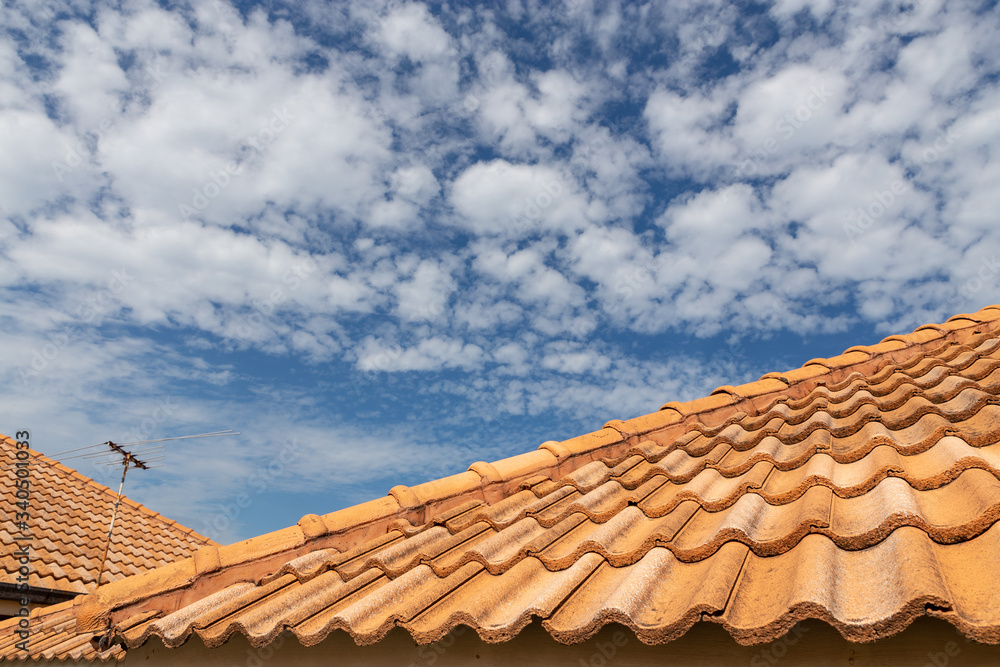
2 0 998 543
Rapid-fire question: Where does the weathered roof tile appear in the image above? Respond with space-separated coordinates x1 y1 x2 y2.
7 306 1000 660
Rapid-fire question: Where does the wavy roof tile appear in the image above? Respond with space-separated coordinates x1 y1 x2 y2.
0 437 217 598
4 305 1000 661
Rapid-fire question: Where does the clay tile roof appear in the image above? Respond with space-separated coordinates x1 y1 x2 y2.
4 304 1000 661
0 437 217 600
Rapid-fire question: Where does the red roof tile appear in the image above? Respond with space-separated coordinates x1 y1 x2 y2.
0 438 217 597
5 304 1000 661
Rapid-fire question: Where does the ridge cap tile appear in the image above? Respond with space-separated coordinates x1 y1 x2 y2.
538 439 573 460
809 350 871 369
939 318 979 331
617 409 684 439
846 340 908 355
974 305 1000 320
882 329 944 345
468 461 503 484
761 364 828 384
660 393 736 415
388 484 422 510
720 378 790 399
555 428 623 457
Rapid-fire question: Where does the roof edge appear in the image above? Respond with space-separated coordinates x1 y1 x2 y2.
69 304 1000 635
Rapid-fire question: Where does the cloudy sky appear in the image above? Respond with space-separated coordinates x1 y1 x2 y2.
2 0 998 542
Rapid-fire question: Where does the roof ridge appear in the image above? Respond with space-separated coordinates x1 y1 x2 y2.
0 438 218 547
66 305 1000 635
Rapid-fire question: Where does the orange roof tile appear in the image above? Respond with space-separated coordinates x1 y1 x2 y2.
0 438 217 599
5 304 1000 661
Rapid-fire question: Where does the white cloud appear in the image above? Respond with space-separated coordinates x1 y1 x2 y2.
522 70 588 142
453 296 524 331
371 1 459 105
644 88 737 178
732 64 849 173
492 341 530 375
376 2 454 61
540 343 611 375
52 21 129 127
0 109 82 216
391 164 440 205
471 242 587 324
355 335 484 372
662 184 773 249
770 152 941 283
367 199 419 230
394 259 454 322
769 0 835 22
450 160 595 236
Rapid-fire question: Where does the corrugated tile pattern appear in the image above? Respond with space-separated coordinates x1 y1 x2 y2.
107 313 1000 649
0 604 121 663
4 306 1000 661
0 438 217 594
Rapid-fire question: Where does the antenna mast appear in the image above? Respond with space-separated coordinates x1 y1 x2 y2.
85 430 238 588
95 445 145 587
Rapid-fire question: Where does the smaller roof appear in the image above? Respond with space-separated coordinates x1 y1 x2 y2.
0 436 217 597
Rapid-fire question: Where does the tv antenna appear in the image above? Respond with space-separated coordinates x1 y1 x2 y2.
54 430 240 588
